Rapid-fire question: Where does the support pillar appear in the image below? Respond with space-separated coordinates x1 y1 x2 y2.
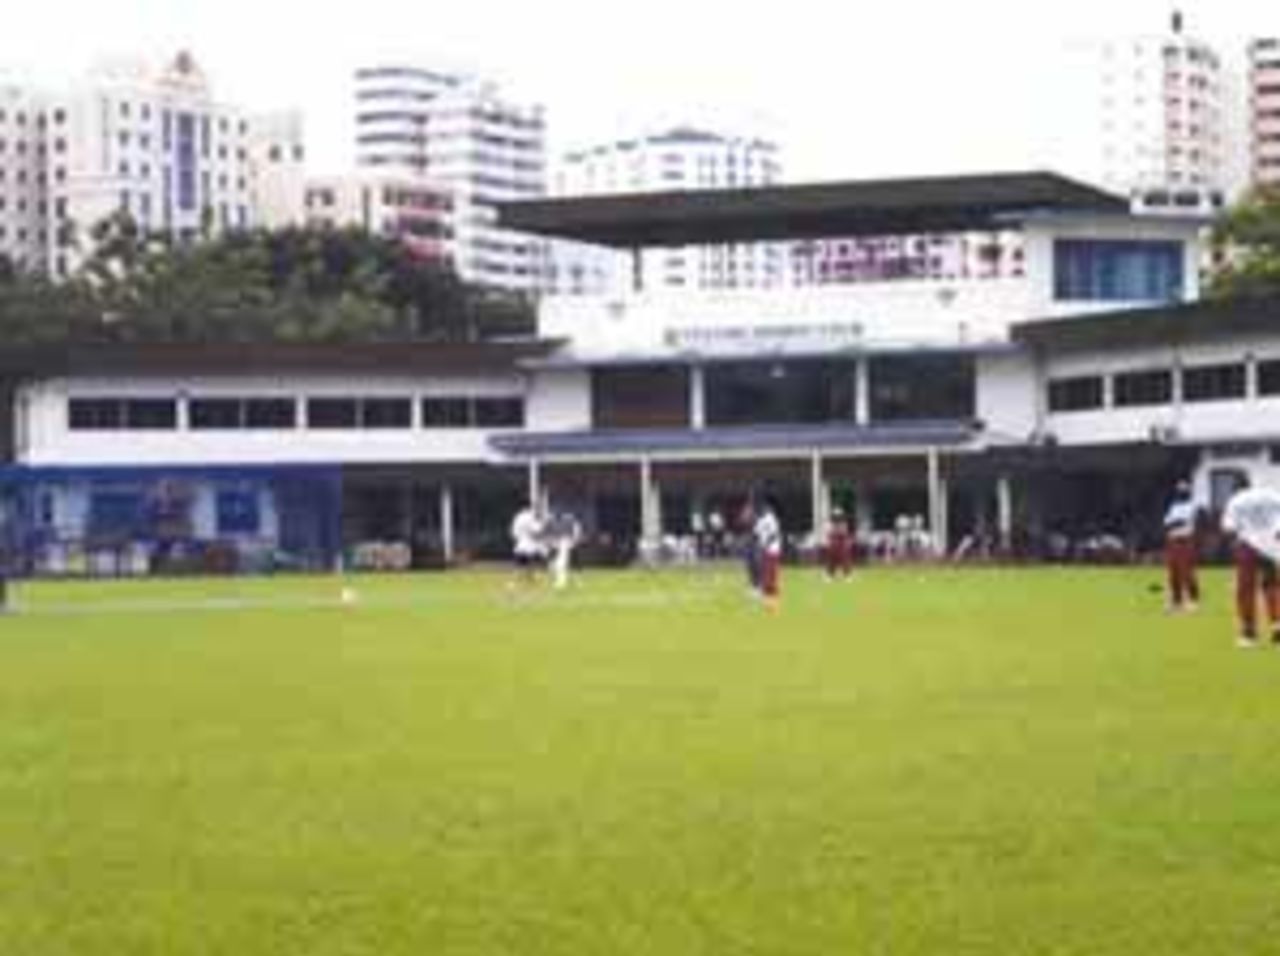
689 365 706 430
926 448 945 558
439 484 455 566
631 248 644 294
527 459 542 510
855 484 874 535
855 357 871 425
639 457 661 544
996 474 1013 553
810 451 828 540
938 477 950 559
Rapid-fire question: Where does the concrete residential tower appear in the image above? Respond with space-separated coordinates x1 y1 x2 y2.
1091 13 1235 211
353 65 546 291
551 128 784 295
0 52 305 277
1249 37 1280 189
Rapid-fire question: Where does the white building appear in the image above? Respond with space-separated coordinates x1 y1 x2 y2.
551 128 784 295
1083 13 1238 211
0 52 306 277
304 171 453 263
5 171 1280 574
1249 37 1280 189
353 65 546 292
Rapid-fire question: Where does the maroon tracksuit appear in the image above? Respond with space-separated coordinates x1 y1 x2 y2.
825 520 853 578
1235 542 1280 641
1164 536 1199 607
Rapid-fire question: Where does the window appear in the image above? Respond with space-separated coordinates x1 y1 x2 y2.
1258 359 1280 396
1054 240 1185 302
307 398 359 429
868 356 975 422
1182 363 1246 402
360 397 412 429
474 397 525 428
189 397 296 429
216 489 261 535
69 398 123 430
245 398 295 429
422 397 470 427
1047 376 1104 412
69 398 176 430
190 398 243 430
592 368 691 429
125 399 177 430
1113 369 1173 407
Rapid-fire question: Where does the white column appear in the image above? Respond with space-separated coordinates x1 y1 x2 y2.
926 448 944 558
639 457 660 543
997 475 1013 551
855 485 874 535
439 484 455 565
810 451 827 539
855 357 871 425
937 476 950 559
689 365 706 430
527 459 542 509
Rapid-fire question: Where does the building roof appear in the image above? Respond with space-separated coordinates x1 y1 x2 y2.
491 421 980 458
0 339 562 380
1011 296 1280 350
498 171 1129 248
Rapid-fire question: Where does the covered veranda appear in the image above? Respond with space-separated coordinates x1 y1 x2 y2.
492 421 1014 561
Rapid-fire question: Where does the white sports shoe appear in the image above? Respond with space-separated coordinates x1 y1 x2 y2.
1238 636 1259 649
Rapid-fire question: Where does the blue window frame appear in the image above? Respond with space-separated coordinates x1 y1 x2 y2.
216 488 261 535
1053 239 1185 303
176 113 197 211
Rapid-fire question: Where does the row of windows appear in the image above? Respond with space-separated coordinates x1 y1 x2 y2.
67 396 525 432
1048 360 1280 412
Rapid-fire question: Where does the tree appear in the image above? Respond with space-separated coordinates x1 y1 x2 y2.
1209 187 1280 298
0 218 538 348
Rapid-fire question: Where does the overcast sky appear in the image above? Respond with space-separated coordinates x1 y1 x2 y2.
0 0 1275 180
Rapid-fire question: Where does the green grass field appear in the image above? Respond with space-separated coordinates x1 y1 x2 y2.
2 566 1279 955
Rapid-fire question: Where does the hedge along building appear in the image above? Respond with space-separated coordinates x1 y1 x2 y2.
5 170 1274 576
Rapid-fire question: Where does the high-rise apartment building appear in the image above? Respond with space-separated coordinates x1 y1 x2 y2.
0 52 305 277
353 66 546 292
305 171 453 263
1249 37 1280 189
550 128 784 295
1090 13 1234 210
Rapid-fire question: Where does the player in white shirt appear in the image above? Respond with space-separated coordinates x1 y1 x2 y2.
754 503 783 612
547 511 582 591
1162 480 1200 613
1220 481 1280 646
510 504 545 586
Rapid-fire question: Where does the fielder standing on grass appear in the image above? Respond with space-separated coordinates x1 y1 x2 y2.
1220 480 1280 648
510 501 545 589
755 501 783 613
824 507 854 581
1162 480 1200 613
548 509 581 591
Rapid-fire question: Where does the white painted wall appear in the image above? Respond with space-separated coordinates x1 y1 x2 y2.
976 352 1038 443
1042 333 1280 447
539 279 1038 355
17 372 527 467
525 369 592 431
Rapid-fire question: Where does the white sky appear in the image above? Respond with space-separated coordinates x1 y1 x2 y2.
0 0 1275 181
